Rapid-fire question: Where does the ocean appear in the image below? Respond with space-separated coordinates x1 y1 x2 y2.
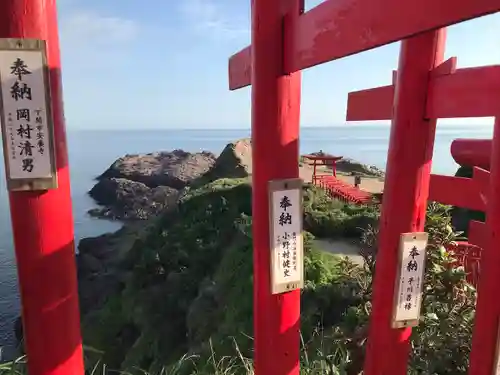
0 124 494 359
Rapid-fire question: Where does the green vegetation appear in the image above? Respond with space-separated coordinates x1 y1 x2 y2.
2 178 476 375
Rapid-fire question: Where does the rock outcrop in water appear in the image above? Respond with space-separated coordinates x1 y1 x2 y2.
88 178 179 220
335 157 385 177
203 138 252 179
77 223 145 315
98 149 217 189
88 150 217 220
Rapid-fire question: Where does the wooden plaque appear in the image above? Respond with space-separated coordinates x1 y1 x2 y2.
0 38 57 191
391 232 429 328
268 178 304 295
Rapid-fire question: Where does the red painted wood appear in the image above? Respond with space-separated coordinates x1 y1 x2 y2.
473 166 490 202
428 174 485 211
469 116 500 375
228 46 251 90
451 139 492 169
394 57 456 86
289 0 499 72
363 29 446 375
303 155 343 179
317 176 373 204
427 65 500 119
346 65 500 121
428 167 489 210
251 0 303 374
0 1 84 374
446 241 482 287
346 85 394 121
429 56 457 78
469 220 488 250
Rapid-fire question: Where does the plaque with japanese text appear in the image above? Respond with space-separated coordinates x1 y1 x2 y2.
269 178 304 295
392 232 429 328
0 39 57 191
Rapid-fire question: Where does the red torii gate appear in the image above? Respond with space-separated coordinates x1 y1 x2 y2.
347 56 500 374
228 1 500 375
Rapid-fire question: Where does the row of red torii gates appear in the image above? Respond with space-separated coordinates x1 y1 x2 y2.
227 1 500 375
2 1 500 375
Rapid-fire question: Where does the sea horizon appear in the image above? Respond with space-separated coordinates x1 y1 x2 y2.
65 122 495 131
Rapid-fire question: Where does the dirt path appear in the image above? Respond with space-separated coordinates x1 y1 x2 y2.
313 238 364 265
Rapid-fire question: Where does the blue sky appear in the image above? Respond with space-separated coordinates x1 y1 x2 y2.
57 0 500 129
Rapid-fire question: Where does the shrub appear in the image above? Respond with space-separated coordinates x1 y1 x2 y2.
303 184 379 238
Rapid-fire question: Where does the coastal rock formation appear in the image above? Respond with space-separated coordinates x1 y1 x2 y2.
98 150 217 189
204 138 252 179
88 178 179 220
14 223 146 348
336 157 385 178
77 223 147 315
88 150 216 220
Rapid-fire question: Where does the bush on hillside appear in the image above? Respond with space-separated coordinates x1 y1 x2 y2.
302 184 379 238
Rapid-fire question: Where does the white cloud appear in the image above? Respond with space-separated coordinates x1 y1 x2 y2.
59 10 139 47
179 0 328 40
179 0 249 41
56 6 141 73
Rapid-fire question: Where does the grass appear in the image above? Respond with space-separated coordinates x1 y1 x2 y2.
1 332 354 375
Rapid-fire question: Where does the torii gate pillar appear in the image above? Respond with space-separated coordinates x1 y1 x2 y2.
364 30 446 375
251 0 302 374
0 1 84 375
